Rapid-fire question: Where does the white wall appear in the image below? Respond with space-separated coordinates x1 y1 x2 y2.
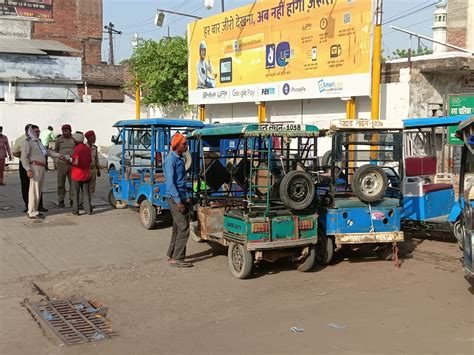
0 100 143 160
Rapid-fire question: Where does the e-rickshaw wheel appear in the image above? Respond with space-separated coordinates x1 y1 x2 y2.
279 171 315 210
453 219 464 250
228 242 253 279
315 230 334 265
139 199 157 230
108 188 127 209
352 164 388 203
296 245 316 272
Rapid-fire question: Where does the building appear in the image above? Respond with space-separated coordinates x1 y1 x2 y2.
447 0 474 51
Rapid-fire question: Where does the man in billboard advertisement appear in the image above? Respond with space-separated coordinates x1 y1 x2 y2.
196 40 217 89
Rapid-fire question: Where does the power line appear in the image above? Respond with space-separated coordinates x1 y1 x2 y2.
383 0 435 23
383 1 439 25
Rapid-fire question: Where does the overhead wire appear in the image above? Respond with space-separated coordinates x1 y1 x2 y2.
382 1 440 25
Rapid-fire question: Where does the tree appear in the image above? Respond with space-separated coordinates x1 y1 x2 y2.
128 36 188 107
390 46 433 59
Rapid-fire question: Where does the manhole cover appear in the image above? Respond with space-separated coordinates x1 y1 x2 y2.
30 298 116 346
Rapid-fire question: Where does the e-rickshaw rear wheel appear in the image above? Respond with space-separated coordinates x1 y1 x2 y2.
108 188 128 209
228 242 253 279
315 231 334 265
352 164 388 203
279 171 315 210
139 199 157 230
295 245 316 272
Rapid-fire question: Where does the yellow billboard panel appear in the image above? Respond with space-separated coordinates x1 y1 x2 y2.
188 0 373 104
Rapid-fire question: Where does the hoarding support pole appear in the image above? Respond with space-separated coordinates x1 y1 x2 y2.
136 82 140 120
199 105 206 122
371 0 383 121
346 97 356 183
258 102 266 123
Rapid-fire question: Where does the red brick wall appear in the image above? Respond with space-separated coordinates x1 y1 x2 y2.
447 28 467 50
32 0 103 65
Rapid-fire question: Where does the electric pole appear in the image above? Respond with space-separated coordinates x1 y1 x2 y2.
104 22 122 65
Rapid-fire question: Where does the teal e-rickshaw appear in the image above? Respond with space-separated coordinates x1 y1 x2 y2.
189 123 321 279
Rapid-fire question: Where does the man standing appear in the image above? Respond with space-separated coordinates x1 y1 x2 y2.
164 132 192 268
40 126 56 171
84 130 101 199
70 133 92 216
55 124 75 208
0 126 12 186
21 125 63 219
12 124 46 213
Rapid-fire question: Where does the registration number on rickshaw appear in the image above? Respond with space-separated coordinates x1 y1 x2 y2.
258 123 303 131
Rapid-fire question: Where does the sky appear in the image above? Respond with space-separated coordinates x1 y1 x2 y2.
103 0 441 63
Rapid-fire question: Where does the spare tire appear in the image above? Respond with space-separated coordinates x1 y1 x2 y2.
279 170 315 210
321 150 333 169
352 164 388 203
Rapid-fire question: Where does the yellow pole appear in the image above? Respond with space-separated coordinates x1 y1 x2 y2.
199 104 206 122
346 97 356 182
258 102 266 123
371 0 383 121
135 81 140 120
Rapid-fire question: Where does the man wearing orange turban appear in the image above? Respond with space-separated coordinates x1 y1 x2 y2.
164 132 192 267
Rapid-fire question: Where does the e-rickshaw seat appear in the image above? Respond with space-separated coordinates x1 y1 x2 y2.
119 172 165 183
404 156 453 194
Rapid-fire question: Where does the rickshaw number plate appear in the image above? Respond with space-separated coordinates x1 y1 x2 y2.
258 123 304 131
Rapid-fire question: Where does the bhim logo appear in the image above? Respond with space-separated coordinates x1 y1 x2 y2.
266 42 292 68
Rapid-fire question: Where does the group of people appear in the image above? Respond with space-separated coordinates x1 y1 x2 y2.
0 124 101 219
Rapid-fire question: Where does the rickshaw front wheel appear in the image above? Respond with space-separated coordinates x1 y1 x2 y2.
453 219 464 250
108 188 127 209
228 242 253 279
139 199 157 230
296 245 316 272
315 233 334 266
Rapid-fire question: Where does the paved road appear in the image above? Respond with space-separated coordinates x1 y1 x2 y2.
0 171 473 354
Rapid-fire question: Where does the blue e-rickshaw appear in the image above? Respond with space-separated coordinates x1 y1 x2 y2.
402 115 471 245
456 116 474 278
108 118 204 229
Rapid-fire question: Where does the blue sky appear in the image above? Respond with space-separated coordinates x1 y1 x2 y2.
103 0 440 63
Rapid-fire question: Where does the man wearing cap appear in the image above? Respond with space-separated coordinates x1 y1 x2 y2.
85 130 101 198
21 125 64 219
70 132 92 215
164 132 192 268
12 124 47 213
55 124 75 208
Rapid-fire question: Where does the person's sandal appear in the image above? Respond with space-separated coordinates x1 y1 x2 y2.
169 260 193 268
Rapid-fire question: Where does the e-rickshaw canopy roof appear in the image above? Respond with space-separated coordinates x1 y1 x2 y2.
113 118 205 128
457 115 474 132
403 114 471 129
189 123 320 138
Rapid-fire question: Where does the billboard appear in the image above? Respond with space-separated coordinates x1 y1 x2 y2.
188 0 373 105
448 94 473 145
0 1 53 20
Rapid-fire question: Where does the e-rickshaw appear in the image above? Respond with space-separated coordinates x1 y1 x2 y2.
402 115 471 245
455 116 474 278
316 119 405 263
188 123 321 279
108 118 204 229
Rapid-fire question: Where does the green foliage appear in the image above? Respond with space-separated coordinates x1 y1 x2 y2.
128 36 188 107
390 46 433 59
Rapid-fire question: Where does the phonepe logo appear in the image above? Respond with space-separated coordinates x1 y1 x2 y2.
266 41 292 69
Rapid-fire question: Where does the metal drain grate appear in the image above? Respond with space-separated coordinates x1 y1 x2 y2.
30 298 116 346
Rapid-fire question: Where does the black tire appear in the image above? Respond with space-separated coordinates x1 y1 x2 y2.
279 171 315 210
315 233 334 265
321 150 332 169
352 164 388 203
139 199 157 230
108 188 127 209
296 245 316 272
190 221 204 243
453 219 464 250
228 242 253 279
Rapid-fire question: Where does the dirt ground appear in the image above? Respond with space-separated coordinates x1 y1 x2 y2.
0 171 473 355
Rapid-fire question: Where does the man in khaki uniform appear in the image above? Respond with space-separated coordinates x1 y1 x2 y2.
21 125 63 219
54 124 75 208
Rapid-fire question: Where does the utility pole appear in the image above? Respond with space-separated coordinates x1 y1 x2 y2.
221 0 225 12
371 0 383 120
104 22 122 65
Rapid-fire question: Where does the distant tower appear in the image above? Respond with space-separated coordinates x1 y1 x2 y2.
432 0 448 53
